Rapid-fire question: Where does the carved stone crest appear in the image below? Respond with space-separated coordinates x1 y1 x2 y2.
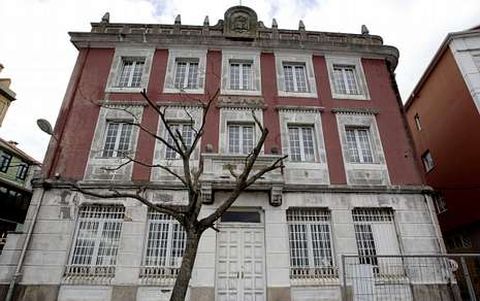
224 6 257 39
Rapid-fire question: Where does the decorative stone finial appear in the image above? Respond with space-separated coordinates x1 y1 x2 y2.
361 25 369 35
175 14 181 25
203 16 209 26
101 12 110 23
299 20 305 31
272 18 278 29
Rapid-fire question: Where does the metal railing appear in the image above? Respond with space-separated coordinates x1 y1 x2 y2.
139 266 180 286
341 254 480 301
63 265 116 284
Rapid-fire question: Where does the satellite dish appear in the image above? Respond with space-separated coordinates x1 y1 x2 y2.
36 119 54 136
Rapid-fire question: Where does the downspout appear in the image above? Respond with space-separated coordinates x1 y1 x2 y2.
5 188 45 301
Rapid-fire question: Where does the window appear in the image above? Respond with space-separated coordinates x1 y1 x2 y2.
288 125 315 162
16 163 29 180
283 63 308 93
174 59 199 90
228 124 255 154
332 65 360 95
66 205 124 278
422 151 435 172
141 211 186 278
102 121 133 158
353 208 400 271
473 54 480 70
229 61 253 90
117 57 145 88
433 193 447 214
287 208 335 278
165 123 194 159
414 114 422 131
345 128 374 163
0 153 12 172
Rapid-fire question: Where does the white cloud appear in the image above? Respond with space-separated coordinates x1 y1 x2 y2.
0 0 478 161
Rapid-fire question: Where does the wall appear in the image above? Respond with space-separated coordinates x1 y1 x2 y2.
406 48 480 233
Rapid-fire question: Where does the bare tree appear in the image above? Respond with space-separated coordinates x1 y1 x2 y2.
70 88 286 301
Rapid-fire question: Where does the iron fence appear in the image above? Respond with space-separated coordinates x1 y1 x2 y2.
342 254 480 301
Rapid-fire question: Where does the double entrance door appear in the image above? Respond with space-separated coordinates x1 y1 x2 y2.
216 211 266 301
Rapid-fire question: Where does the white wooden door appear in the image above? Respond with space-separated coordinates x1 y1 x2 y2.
216 226 265 301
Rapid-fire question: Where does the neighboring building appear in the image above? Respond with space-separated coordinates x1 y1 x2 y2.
1 6 445 301
0 138 40 253
0 64 16 127
405 26 480 254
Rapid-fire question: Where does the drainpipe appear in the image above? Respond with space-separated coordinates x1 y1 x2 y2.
5 188 46 301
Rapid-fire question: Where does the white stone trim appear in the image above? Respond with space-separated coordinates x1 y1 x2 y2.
278 108 329 184
221 50 262 96
84 105 143 182
218 107 264 154
325 56 370 100
275 52 318 98
105 47 155 93
335 113 390 185
163 48 207 94
150 105 203 182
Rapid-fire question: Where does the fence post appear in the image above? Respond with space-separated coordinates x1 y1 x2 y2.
342 255 347 301
460 256 477 301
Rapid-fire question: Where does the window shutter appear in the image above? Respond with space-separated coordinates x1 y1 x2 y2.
198 58 205 90
221 57 229 91
165 55 175 89
372 223 401 274
277 62 285 93
307 58 316 93
254 56 261 92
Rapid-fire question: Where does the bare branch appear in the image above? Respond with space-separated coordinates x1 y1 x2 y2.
70 182 184 221
244 155 287 187
188 88 219 156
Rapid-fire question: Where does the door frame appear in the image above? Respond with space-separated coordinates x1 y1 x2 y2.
214 208 267 301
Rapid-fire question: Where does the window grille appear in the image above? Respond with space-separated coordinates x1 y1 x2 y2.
174 59 199 89
228 124 254 154
433 194 447 214
66 205 124 279
332 64 360 95
165 123 194 159
118 57 145 88
0 153 12 172
16 162 29 180
345 127 374 163
102 121 133 158
283 63 308 92
141 211 186 282
288 125 315 162
287 208 336 280
229 61 253 90
352 208 398 269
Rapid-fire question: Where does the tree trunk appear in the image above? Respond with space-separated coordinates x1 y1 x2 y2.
169 230 201 301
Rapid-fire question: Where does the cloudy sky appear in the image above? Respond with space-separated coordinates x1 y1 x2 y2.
0 0 479 161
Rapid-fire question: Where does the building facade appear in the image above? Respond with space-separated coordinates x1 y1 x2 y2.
0 64 16 127
1 6 444 301
0 139 40 254
405 26 480 254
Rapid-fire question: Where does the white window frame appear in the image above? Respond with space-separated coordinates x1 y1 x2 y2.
165 123 194 160
173 58 200 90
105 48 154 93
414 113 422 131
102 120 134 158
433 194 447 214
141 211 186 278
325 56 370 100
284 63 309 93
0 153 12 172
422 151 435 172
229 60 253 90
227 123 255 155
164 48 207 94
287 208 336 279
221 50 261 96
117 57 145 88
218 108 263 154
288 125 317 162
66 205 125 278
275 53 317 98
345 127 374 164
